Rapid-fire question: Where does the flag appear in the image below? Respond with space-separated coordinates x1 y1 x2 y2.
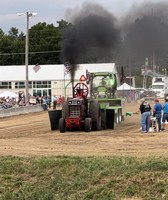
120 66 126 84
64 62 71 76
33 64 41 73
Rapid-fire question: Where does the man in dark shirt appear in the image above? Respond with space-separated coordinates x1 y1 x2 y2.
139 98 151 133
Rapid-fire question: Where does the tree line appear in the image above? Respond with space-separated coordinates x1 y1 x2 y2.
0 20 70 65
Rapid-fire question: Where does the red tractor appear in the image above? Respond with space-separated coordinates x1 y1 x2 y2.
59 77 101 132
59 81 91 132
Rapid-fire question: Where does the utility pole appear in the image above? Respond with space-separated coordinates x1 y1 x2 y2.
18 11 37 105
25 12 29 105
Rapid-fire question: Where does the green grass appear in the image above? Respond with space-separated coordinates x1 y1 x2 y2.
0 156 168 200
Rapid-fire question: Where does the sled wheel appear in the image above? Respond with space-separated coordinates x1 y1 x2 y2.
118 109 122 123
115 110 119 124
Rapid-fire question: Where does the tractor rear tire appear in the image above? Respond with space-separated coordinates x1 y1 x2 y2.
59 118 65 133
89 101 101 131
84 118 92 132
62 102 68 119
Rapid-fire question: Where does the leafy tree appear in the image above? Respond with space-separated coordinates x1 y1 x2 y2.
29 22 62 64
0 27 25 65
0 21 71 65
0 28 4 37
8 27 19 39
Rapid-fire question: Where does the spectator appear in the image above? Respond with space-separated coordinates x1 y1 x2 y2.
41 96 48 111
162 96 168 131
36 96 40 104
57 95 61 107
0 96 16 109
53 95 57 110
61 96 65 107
153 98 163 132
46 96 51 109
139 98 151 133
18 91 25 106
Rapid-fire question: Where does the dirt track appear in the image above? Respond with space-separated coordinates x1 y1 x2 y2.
0 102 168 157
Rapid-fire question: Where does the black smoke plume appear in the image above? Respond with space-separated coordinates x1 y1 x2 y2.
118 1 168 68
62 1 168 80
62 2 121 83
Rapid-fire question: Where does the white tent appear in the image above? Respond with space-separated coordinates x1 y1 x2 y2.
117 83 136 91
0 90 18 98
116 83 138 101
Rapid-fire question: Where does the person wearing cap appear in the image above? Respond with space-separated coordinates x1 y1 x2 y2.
139 98 151 133
162 96 168 131
153 98 163 131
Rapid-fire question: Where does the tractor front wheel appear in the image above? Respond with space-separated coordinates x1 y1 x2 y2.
84 118 92 132
59 118 65 133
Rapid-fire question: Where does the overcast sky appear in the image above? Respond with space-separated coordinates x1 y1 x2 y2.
0 0 164 33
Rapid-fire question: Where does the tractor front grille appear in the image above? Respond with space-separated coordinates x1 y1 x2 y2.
69 105 81 116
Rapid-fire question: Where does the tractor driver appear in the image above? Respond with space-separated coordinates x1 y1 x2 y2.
99 78 107 87
76 87 83 97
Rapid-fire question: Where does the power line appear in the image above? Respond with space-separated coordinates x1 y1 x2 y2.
0 50 62 56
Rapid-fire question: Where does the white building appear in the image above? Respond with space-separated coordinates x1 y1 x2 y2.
0 63 116 99
151 76 167 97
